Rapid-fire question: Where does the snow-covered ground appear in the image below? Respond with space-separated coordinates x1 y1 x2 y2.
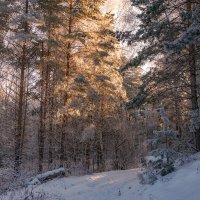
1 156 200 200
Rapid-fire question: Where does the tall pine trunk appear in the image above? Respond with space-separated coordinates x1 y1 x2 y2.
60 0 73 167
48 79 54 167
14 0 29 173
38 42 50 172
187 0 200 151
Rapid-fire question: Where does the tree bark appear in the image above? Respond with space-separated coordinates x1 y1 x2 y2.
187 0 200 151
14 0 29 173
38 41 50 172
60 0 73 167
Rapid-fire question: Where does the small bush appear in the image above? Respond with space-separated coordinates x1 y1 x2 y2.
160 163 175 176
5 187 46 200
138 171 157 185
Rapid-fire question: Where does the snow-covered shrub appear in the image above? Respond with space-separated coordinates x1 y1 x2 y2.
150 149 176 175
4 187 46 200
0 166 39 195
139 154 175 185
0 168 18 194
138 170 157 185
139 108 178 184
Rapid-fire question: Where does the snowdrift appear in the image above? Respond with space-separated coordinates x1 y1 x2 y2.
1 155 200 200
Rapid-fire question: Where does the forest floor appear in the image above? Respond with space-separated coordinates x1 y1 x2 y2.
1 155 200 200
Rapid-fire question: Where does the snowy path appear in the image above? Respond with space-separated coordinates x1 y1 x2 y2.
2 158 200 200
36 169 143 200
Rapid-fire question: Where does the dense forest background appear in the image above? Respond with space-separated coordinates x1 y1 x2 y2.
0 0 200 193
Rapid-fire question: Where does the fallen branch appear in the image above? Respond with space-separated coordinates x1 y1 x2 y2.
28 168 65 186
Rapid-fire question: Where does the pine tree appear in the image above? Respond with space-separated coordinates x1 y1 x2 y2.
36 0 66 172
45 1 127 170
139 108 177 184
4 0 41 172
12 0 31 173
164 1 200 150
121 0 200 151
